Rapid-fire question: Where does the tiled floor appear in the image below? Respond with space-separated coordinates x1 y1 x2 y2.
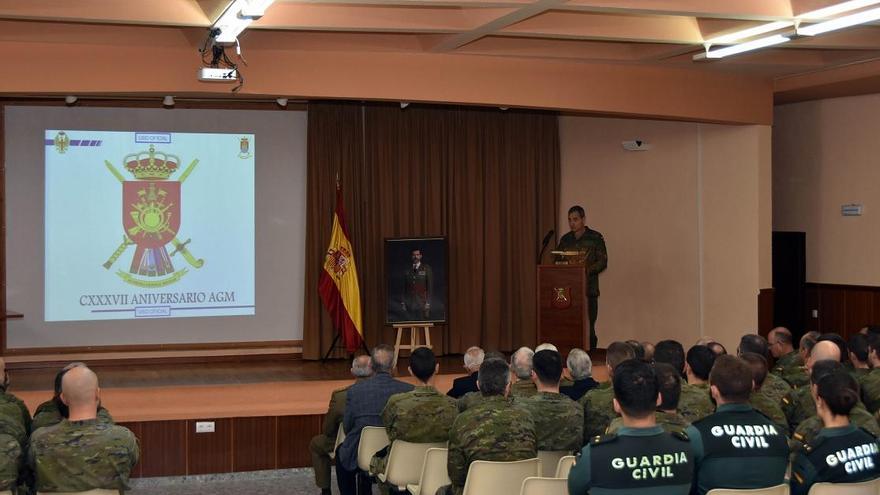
129 469 354 495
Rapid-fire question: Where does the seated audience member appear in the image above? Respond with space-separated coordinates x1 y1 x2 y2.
560 348 598 401
0 433 20 493
740 352 788 435
0 359 30 448
707 341 727 356
28 366 138 493
568 360 696 495
456 351 506 412
689 355 789 495
860 333 880 413
656 340 713 423
738 334 791 403
310 355 371 495
784 340 843 431
515 349 583 451
33 362 114 432
848 333 871 380
791 360 880 453
440 358 536 495
535 343 573 387
371 348 456 480
626 340 645 361
336 344 414 495
607 362 690 434
790 371 880 495
768 327 809 389
681 345 716 422
799 331 821 363
641 341 655 362
580 341 635 440
818 333 849 366
861 325 880 336
446 346 483 398
509 347 537 397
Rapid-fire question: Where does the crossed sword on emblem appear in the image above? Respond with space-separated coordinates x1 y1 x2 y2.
102 159 204 270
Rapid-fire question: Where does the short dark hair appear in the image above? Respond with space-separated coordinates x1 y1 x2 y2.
740 352 768 389
607 341 636 370
484 350 507 361
707 342 727 356
868 333 880 358
409 347 436 382
532 350 563 386
771 328 793 346
568 205 585 218
818 333 848 363
654 340 685 375
739 334 769 359
686 345 716 381
626 340 645 361
801 331 820 355
478 358 510 396
810 359 843 385
655 362 682 411
817 371 860 416
848 334 869 363
612 359 658 418
709 355 753 402
866 325 880 336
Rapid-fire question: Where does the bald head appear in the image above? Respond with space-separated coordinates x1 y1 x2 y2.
61 366 99 409
809 341 841 369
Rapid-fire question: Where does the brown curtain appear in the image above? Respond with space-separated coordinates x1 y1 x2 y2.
303 102 559 359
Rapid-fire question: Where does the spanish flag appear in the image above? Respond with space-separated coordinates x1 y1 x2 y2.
318 185 364 353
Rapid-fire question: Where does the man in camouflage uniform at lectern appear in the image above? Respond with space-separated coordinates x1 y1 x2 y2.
556 205 607 349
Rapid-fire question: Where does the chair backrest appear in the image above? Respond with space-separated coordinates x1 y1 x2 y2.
706 484 789 495
414 447 450 495
536 451 569 478
384 440 447 489
462 458 542 495
809 477 880 495
555 455 576 479
357 426 390 472
37 490 119 495
520 476 568 495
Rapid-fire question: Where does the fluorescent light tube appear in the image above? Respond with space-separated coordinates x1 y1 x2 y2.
799 0 880 20
704 34 790 59
797 6 880 35
706 21 793 45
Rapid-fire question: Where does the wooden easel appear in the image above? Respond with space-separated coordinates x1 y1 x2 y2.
392 323 434 365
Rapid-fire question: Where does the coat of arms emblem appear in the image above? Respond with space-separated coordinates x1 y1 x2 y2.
552 287 572 309
239 137 252 158
54 131 70 154
102 145 204 287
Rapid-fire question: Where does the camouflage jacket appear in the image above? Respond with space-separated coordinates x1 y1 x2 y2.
579 383 616 441
771 351 809 389
515 391 583 451
0 433 21 491
678 382 714 423
761 372 793 404
0 391 31 446
382 386 456 444
606 411 690 435
556 228 607 297
860 368 880 414
509 380 538 399
783 386 816 432
32 400 115 432
446 396 536 495
457 391 486 413
28 418 139 493
790 403 880 454
749 391 789 436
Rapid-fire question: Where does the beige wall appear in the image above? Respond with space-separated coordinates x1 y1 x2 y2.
774 95 880 285
559 116 771 351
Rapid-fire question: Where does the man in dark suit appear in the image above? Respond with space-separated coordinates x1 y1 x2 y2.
336 344 414 495
560 348 599 401
447 346 484 398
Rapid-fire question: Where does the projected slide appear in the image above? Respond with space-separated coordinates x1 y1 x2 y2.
44 131 255 321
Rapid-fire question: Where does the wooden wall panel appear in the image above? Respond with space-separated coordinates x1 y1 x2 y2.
845 289 874 338
818 285 846 334
806 283 880 338
805 284 820 333
140 420 186 477
187 418 233 475
758 288 774 337
277 414 323 469
232 416 277 472
117 421 143 479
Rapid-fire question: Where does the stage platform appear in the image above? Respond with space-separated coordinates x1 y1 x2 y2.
7 353 609 478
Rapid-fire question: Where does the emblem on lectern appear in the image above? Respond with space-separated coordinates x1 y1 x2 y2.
552 287 571 309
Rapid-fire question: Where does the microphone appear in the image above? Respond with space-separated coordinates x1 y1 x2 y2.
537 229 554 264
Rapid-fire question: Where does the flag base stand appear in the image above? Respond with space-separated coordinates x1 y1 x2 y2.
321 333 370 362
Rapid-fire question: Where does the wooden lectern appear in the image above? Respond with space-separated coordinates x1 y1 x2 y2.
537 264 588 356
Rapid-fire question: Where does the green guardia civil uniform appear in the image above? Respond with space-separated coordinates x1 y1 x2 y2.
580 383 617 442
32 400 114 432
790 404 880 454
0 433 21 492
606 411 690 435
309 384 350 491
509 380 538 398
771 351 809 389
859 368 880 414
441 395 536 495
556 227 607 348
515 391 583 451
678 382 714 424
370 386 456 477
790 425 880 495
28 418 139 493
749 391 789 436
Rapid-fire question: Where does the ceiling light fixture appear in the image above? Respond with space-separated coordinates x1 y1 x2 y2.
276 98 288 107
213 0 276 45
797 6 880 35
163 96 175 107
700 34 791 59
798 0 880 20
64 95 78 105
400 102 410 109
705 21 794 45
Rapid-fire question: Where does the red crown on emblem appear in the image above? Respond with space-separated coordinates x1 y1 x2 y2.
124 145 180 180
